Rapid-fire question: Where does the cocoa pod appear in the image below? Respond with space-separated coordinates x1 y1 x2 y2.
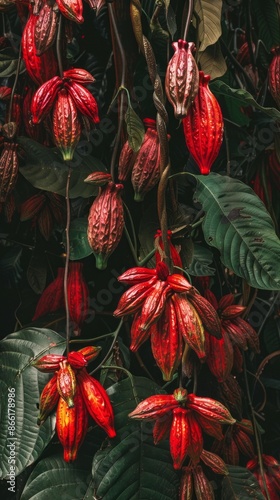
128 394 178 420
194 413 223 441
156 261 170 281
205 328 233 382
118 139 138 181
114 278 157 317
170 407 190 469
32 354 66 372
23 87 42 141
35 2 59 55
269 47 280 109
87 182 124 270
37 203 53 240
130 309 151 352
77 369 116 438
234 427 255 458
186 411 203 465
117 266 156 285
84 171 112 185
192 465 215 500
180 467 193 500
223 433 239 465
0 86 12 100
187 290 222 339
153 413 172 445
216 374 243 421
52 88 82 161
218 293 235 311
56 385 88 462
57 360 77 408
64 80 99 123
56 0 84 23
183 71 224 174
166 274 193 293
32 267 65 320
187 393 236 424
0 142 18 203
20 193 46 221
172 294 206 360
67 262 89 335
63 68 95 84
31 76 63 124
200 449 228 475
67 351 88 369
220 304 246 320
137 280 170 332
37 373 59 424
165 40 199 119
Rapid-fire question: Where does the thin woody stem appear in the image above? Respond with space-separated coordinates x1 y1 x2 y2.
64 167 72 355
183 0 194 41
8 45 22 123
56 14 64 78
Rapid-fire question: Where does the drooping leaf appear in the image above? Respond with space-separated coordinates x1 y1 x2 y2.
125 105 145 153
198 42 227 80
252 0 280 52
187 243 215 276
64 218 93 260
20 454 92 500
92 376 179 499
18 137 106 199
210 80 280 121
194 0 223 52
0 328 66 478
193 173 280 289
163 0 177 39
221 465 265 499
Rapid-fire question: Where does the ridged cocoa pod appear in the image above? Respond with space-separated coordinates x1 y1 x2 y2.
37 373 59 424
56 385 88 462
56 0 83 23
131 119 161 202
35 2 59 55
67 262 89 335
31 76 63 124
200 449 228 475
52 88 82 161
165 40 199 119
64 80 99 123
0 142 18 203
118 139 138 181
192 465 215 499
57 360 77 408
37 203 53 240
32 267 65 320
21 13 58 86
183 71 224 174
87 182 124 269
32 354 66 372
269 47 280 109
180 467 193 500
63 68 95 84
205 328 233 382
20 193 46 221
23 88 42 141
216 374 243 421
186 411 203 465
170 407 190 469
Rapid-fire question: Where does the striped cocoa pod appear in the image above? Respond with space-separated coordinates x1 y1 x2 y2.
183 71 224 174
32 267 65 320
57 360 77 408
269 47 280 109
165 40 199 119
35 2 59 55
170 407 190 469
37 373 59 424
32 354 66 372
64 80 99 123
180 467 193 500
56 385 88 462
118 139 138 181
204 328 233 382
52 88 82 161
192 465 215 500
67 262 89 335
87 182 124 270
0 142 18 203
63 68 95 84
31 76 63 124
56 0 84 23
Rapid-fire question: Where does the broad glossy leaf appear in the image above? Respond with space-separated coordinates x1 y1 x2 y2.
261 317 280 354
0 328 66 478
210 80 280 121
18 137 105 199
252 0 280 51
222 465 265 499
64 218 93 260
193 173 280 289
125 105 145 153
194 0 223 52
198 42 227 80
163 0 177 39
92 376 179 499
188 244 215 276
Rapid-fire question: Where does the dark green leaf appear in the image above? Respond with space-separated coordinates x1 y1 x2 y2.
18 137 105 199
193 173 280 289
188 244 215 276
0 328 66 478
261 317 280 354
210 80 280 121
198 42 227 80
92 376 179 499
64 218 93 260
221 465 265 499
164 1 177 39
194 0 223 52
252 0 280 52
125 105 145 153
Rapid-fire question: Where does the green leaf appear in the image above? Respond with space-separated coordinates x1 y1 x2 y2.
64 218 93 260
188 244 215 276
210 80 280 121
0 48 25 77
125 105 145 153
261 317 280 354
163 0 177 39
193 173 280 289
194 0 223 52
198 42 227 80
18 137 106 199
221 465 265 499
92 376 179 499
252 0 280 52
0 328 66 479
20 454 91 500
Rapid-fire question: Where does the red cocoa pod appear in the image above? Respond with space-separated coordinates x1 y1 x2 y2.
170 407 190 469
218 293 235 311
23 87 42 141
205 328 233 382
64 80 99 123
150 297 183 381
67 262 89 335
232 344 244 373
31 76 63 124
84 171 112 185
165 39 199 119
220 304 246 320
182 71 224 174
130 309 151 352
186 411 203 465
20 193 46 221
194 413 223 441
118 139 138 181
37 373 59 425
171 294 206 360
52 88 82 161
233 317 260 353
234 427 255 458
0 86 12 100
236 418 254 435
0 142 18 203
114 278 157 317
187 393 236 424
200 449 228 475
37 203 53 240
137 280 170 332
156 261 170 281
32 267 65 320
166 274 193 293
154 229 183 269
35 2 59 55
269 47 280 109
77 369 116 438
180 467 193 500
153 413 173 445
187 289 222 338
128 394 178 420
222 318 249 351
131 123 161 201
56 0 83 23
32 354 66 372
192 465 215 499
56 385 88 462
63 68 95 84
76 345 101 363
67 351 88 369
224 434 239 465
87 182 124 270
57 360 77 408
117 266 156 285
216 373 243 421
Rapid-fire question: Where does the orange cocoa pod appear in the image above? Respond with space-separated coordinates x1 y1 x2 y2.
67 261 89 335
37 373 59 424
52 88 82 161
57 360 77 408
180 467 193 500
56 0 84 23
56 385 88 462
187 289 222 339
35 2 59 55
192 465 215 500
170 407 190 470
77 369 116 438
269 47 280 109
165 40 199 119
87 182 124 270
183 71 224 174
32 354 66 372
129 394 178 420
172 294 206 360
0 142 18 203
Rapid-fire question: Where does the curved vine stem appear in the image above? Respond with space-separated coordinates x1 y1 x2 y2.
64 167 72 355
90 319 123 375
56 14 64 78
7 45 22 123
183 0 194 41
